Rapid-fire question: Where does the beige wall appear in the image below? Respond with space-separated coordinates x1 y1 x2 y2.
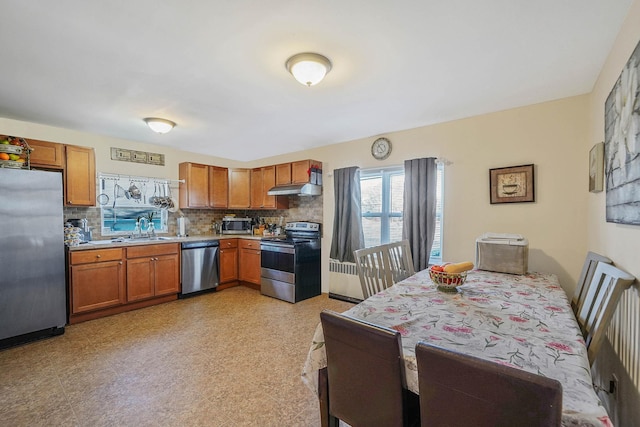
2 94 591 296
587 0 640 280
586 1 640 424
256 95 590 295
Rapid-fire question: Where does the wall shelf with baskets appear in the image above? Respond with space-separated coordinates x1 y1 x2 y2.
0 136 31 169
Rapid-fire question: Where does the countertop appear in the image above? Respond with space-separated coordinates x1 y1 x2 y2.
67 234 265 251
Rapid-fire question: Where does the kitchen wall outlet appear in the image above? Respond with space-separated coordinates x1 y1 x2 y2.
609 374 619 399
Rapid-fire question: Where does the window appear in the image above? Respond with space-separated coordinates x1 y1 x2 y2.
99 174 169 236
360 163 443 264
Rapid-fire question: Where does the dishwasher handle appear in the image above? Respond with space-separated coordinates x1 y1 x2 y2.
181 240 220 250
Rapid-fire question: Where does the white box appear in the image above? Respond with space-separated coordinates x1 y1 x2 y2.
475 233 529 275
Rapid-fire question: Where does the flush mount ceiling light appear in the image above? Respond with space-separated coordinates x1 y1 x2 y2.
144 117 176 134
285 52 332 87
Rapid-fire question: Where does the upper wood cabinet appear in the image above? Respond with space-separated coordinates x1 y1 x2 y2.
179 162 229 209
228 168 251 209
27 138 95 207
65 145 96 207
209 166 228 208
251 166 288 209
275 163 292 186
179 162 210 208
28 139 65 169
292 159 322 184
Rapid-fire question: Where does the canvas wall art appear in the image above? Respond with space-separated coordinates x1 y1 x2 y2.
604 38 640 225
589 142 604 193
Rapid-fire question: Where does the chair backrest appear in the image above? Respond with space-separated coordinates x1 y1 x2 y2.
387 240 416 284
415 342 563 427
577 262 635 364
320 310 410 427
572 251 613 319
354 244 394 299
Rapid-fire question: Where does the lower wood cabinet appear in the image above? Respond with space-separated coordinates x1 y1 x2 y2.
69 248 125 314
239 239 261 286
68 243 180 324
126 244 180 302
219 239 238 286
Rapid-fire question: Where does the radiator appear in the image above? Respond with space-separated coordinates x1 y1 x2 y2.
328 261 363 302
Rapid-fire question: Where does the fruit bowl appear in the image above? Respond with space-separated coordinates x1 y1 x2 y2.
429 269 468 292
0 159 27 169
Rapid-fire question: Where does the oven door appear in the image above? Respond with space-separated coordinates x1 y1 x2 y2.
260 243 295 283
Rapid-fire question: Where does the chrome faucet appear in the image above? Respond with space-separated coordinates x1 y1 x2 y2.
137 217 148 238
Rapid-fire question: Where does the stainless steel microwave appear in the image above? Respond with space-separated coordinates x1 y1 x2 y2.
221 217 252 234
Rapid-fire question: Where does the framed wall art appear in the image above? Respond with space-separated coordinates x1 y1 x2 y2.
589 142 604 193
489 164 535 204
604 37 640 224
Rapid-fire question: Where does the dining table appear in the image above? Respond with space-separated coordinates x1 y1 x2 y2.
302 268 612 427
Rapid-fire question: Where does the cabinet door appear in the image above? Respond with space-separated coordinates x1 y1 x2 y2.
275 163 292 186
239 248 261 285
250 168 264 208
126 257 155 302
70 260 125 313
261 165 288 209
65 145 96 206
228 168 251 208
292 160 311 184
154 254 180 296
179 162 209 208
209 166 228 208
27 139 64 169
219 247 238 283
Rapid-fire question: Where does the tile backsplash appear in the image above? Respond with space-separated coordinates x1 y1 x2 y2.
64 194 323 240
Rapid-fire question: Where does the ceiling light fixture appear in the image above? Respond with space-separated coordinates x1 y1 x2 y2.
144 117 176 134
285 52 332 87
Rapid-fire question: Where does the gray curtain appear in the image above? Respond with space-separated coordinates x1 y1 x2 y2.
403 158 438 271
330 166 364 263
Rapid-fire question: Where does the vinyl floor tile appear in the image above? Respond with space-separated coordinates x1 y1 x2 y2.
0 287 354 426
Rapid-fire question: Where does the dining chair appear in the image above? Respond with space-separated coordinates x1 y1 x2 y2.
319 310 420 427
354 244 394 299
577 262 635 364
387 240 416 284
415 342 563 427
571 251 612 319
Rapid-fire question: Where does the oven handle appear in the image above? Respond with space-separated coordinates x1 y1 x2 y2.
260 244 295 254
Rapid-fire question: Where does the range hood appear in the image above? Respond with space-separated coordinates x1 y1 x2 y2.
267 183 322 196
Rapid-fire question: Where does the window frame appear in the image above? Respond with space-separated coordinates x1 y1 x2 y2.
359 163 444 265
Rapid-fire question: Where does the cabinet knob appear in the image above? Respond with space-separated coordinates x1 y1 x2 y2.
96 254 101 258
119 261 123 265
68 201 73 204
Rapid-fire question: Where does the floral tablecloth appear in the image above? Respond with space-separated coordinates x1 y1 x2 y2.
302 269 612 427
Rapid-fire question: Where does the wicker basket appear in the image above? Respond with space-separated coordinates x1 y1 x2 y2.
429 269 467 292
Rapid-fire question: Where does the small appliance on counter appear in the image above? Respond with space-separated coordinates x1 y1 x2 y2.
475 233 529 275
221 217 252 234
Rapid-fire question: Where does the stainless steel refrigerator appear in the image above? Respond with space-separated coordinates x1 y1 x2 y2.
0 168 66 348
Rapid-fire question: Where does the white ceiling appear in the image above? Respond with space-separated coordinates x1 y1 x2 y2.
0 1 633 161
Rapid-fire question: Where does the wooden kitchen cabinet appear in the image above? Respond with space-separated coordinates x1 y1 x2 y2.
292 159 322 184
179 162 229 209
219 239 239 286
179 162 209 208
65 144 96 207
251 166 289 209
209 165 228 208
275 163 292 186
239 239 261 287
228 168 251 208
27 139 65 169
126 244 180 302
69 248 125 315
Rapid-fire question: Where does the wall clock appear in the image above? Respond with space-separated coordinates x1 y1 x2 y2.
371 137 392 160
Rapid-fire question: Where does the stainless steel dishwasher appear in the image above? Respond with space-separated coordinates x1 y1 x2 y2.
180 240 219 297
